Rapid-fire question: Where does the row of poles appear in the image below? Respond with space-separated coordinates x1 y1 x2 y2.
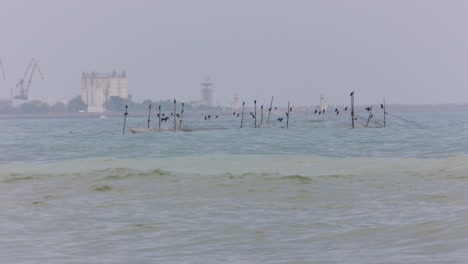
241 93 386 130
123 93 387 134
124 96 291 134
123 99 184 134
239 96 292 129
350 91 386 128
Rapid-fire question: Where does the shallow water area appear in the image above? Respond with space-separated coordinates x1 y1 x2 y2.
1 111 467 263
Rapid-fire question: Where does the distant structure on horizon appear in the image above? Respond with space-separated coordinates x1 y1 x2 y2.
190 76 214 108
230 93 239 109
320 93 328 111
81 70 127 113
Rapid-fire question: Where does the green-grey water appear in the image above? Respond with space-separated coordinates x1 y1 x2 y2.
1 110 467 263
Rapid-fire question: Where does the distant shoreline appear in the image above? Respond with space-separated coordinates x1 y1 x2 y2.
0 113 109 119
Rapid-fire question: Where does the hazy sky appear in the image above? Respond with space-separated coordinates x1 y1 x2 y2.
1 0 468 106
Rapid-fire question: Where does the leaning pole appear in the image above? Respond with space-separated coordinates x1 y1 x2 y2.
351 92 355 128
266 96 274 124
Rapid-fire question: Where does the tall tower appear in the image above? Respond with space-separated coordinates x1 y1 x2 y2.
320 93 328 111
230 93 239 109
200 76 214 106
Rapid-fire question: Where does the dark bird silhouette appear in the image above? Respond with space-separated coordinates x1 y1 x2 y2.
274 107 278 110
335 108 338 112
268 108 272 111
290 107 292 112
277 117 283 122
314 109 318 114
171 113 173 116
215 115 218 118
365 107 371 111
350 91 354 96
285 112 289 117
204 116 207 120
176 113 180 118
318 111 321 115
208 115 211 120
345 106 348 111
336 111 339 115
323 109 326 114
233 112 236 115
237 114 240 117
162 113 165 117
162 117 169 122
381 104 384 109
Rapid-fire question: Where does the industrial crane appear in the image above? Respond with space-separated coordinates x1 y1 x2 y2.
14 58 44 100
0 58 5 79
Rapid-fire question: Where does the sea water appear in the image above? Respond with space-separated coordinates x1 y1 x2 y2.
0 111 467 263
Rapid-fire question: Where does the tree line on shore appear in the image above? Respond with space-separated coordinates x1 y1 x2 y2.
0 95 203 114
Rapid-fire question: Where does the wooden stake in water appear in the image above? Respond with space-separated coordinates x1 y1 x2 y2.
173 98 177 133
366 105 373 127
351 92 355 128
179 102 185 131
254 100 257 128
147 104 152 129
123 105 128 134
158 105 161 132
383 98 386 128
266 96 274 124
286 101 290 129
260 105 264 126
240 102 245 128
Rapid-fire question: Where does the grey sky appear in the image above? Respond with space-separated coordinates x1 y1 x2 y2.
1 0 467 107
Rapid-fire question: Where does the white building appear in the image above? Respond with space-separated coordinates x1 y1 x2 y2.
81 70 127 113
230 94 239 109
320 93 328 111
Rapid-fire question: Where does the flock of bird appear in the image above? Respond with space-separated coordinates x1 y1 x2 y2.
128 91 387 129
151 107 370 125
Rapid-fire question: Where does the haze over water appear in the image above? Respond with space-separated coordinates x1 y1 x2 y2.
2 1 468 105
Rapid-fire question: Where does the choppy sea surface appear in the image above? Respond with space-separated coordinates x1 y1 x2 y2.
1 110 467 263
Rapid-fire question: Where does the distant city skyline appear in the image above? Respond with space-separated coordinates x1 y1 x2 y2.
1 0 468 106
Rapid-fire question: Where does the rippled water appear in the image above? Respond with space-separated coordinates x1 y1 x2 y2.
1 111 467 263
